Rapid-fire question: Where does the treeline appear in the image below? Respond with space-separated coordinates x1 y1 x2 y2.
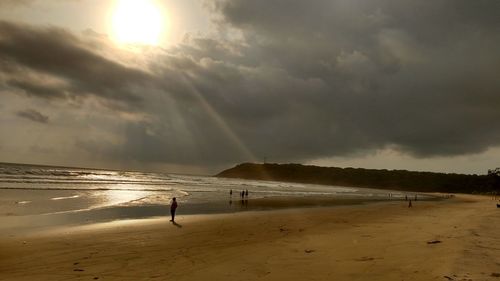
216 163 500 194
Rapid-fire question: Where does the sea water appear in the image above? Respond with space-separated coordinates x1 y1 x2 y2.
0 162 429 232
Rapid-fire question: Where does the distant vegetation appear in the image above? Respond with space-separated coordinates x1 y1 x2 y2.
217 163 500 194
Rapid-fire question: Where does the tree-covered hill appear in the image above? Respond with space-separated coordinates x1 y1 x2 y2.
216 163 500 194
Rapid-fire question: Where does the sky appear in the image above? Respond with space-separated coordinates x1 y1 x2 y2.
0 0 499 175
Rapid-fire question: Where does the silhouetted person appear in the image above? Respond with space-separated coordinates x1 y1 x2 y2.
408 200 412 208
405 195 408 201
245 189 249 197
230 189 233 196
414 194 418 201
170 197 178 222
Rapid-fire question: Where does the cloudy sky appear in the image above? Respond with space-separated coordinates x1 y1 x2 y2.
0 0 499 175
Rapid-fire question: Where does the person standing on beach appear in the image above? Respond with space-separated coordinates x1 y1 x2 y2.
170 197 178 222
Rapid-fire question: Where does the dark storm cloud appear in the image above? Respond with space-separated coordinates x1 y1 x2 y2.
0 21 153 107
198 0 500 159
16 109 49 123
3 0 500 170
6 78 66 99
77 119 246 166
81 0 500 168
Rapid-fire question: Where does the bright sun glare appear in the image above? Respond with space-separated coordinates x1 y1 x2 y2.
111 0 165 46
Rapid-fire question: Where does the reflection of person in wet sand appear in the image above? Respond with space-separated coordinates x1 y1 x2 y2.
170 197 178 222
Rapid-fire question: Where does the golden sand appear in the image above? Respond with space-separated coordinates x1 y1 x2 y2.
1 195 499 281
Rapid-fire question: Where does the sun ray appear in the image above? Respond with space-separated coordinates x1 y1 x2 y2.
178 73 259 165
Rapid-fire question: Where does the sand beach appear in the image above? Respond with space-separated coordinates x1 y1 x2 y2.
1 194 498 281
1 1 499 280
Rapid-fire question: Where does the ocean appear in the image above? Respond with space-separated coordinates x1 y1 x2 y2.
0 162 429 233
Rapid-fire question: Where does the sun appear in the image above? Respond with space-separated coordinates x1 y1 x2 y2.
111 0 165 46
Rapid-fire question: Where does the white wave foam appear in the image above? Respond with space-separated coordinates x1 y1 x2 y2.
51 195 80 200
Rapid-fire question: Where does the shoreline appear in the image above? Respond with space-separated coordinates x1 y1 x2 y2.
1 194 498 280
0 194 442 236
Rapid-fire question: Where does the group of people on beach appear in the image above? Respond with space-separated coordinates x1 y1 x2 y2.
228 189 250 207
230 189 249 198
170 189 457 221
169 189 252 222
387 193 418 208
406 194 418 208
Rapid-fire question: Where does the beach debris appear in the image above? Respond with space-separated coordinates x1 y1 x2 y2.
443 276 454 280
15 201 31 205
73 262 79 265
304 249 315 254
73 269 84 272
93 277 99 280
355 256 375 262
427 240 442 244
491 272 500 277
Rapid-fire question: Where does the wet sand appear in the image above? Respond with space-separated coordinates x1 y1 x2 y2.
0 195 499 281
